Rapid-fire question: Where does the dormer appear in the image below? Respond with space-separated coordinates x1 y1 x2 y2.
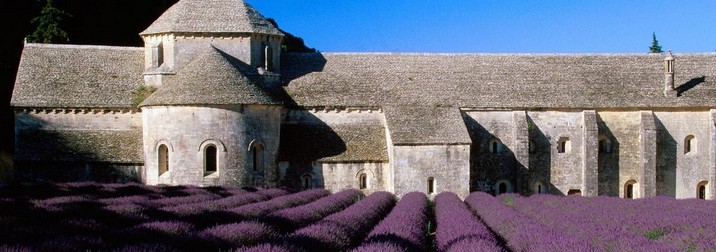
139 0 284 87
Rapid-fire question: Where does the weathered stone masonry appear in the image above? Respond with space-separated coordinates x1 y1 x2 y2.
10 0 716 199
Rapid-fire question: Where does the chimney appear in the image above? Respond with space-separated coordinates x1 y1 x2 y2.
663 50 677 98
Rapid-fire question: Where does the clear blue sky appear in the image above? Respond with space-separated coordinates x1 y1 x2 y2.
248 1 716 53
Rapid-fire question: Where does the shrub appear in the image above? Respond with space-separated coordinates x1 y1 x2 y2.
433 192 503 252
266 189 364 232
353 191 430 252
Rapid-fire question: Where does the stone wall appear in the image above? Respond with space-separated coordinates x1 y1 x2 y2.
527 111 585 195
391 144 470 198
654 111 711 198
142 105 281 187
596 111 642 196
14 110 143 182
463 111 527 194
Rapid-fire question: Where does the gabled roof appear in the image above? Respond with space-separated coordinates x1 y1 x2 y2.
11 44 144 108
141 0 282 36
282 53 716 109
384 106 472 145
140 46 280 106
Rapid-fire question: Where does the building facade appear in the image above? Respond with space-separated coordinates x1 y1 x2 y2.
11 0 716 199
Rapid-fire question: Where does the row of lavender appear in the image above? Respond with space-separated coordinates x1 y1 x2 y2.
1 182 714 251
468 192 716 251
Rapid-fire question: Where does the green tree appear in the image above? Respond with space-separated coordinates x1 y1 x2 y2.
649 32 663 53
27 0 71 43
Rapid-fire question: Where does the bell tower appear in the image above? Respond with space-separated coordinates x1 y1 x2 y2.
139 0 284 87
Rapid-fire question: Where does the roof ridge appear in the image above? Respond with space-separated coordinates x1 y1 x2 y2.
24 43 143 51
316 52 716 56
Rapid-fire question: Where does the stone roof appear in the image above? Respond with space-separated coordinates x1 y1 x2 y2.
279 123 388 162
11 44 144 108
141 0 282 36
140 46 280 106
384 106 472 145
15 129 143 163
282 53 716 109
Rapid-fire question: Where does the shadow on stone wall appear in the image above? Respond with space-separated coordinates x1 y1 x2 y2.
527 116 562 196
655 117 677 196
464 115 560 196
597 115 620 196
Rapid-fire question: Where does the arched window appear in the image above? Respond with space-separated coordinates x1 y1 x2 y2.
264 44 274 71
427 177 435 194
599 137 612 153
496 180 512 194
534 182 547 194
158 144 169 176
489 138 504 155
624 180 638 199
567 189 582 196
301 174 312 189
205 145 217 174
558 137 571 153
251 143 264 174
359 173 368 189
697 181 708 199
684 135 696 154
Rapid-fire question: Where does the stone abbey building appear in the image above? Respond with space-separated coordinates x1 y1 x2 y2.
11 0 716 199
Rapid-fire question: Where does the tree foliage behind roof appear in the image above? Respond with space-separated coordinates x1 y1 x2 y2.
649 32 663 53
26 0 70 44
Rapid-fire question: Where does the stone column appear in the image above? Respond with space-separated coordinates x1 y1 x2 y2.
512 111 530 195
639 110 657 197
582 110 599 196
709 109 716 199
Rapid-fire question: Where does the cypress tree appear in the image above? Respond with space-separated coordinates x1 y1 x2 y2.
649 32 663 53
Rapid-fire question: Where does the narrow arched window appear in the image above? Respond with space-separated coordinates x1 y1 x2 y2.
697 181 708 199
359 173 368 189
427 177 435 194
558 137 571 154
624 180 638 199
489 138 504 155
158 144 169 176
496 180 512 194
151 42 164 68
264 45 274 71
684 135 696 154
205 145 217 174
534 182 546 194
251 143 264 174
301 174 312 189
599 137 612 153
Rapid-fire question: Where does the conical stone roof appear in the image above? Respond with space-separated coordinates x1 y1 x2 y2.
140 46 280 106
141 0 283 36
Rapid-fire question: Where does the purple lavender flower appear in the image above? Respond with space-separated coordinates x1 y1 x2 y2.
353 191 430 252
433 192 504 252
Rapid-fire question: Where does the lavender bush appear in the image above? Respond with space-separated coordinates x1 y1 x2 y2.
224 189 331 220
200 221 280 248
434 192 503 252
352 191 430 252
465 192 594 251
281 191 396 251
266 189 364 232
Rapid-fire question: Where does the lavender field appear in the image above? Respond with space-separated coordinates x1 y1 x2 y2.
0 183 714 251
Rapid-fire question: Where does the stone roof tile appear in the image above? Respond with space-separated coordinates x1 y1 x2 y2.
279 123 388 162
11 44 144 108
140 46 280 106
141 0 282 36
